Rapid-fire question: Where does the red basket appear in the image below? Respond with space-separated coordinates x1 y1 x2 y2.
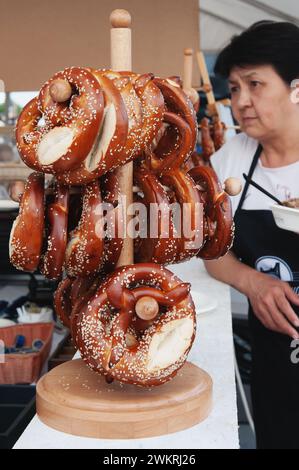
0 322 54 384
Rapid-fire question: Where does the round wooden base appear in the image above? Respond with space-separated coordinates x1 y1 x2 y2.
36 359 213 439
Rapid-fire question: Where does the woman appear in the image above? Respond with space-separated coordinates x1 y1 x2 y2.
205 21 299 449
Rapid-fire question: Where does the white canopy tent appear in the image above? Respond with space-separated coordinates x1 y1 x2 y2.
199 0 299 52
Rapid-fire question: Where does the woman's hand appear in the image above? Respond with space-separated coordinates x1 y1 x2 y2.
245 271 299 339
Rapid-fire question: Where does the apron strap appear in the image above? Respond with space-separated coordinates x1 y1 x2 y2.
236 144 263 213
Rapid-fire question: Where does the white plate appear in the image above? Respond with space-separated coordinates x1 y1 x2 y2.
0 318 16 328
0 200 19 211
191 291 218 315
271 204 299 234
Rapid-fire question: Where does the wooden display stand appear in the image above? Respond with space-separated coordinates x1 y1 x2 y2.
37 359 212 439
36 9 213 440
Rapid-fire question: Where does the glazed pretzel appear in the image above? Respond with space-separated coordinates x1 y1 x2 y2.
16 67 105 174
98 171 124 273
53 276 74 328
141 113 204 264
76 263 196 387
145 111 193 176
54 275 99 331
133 165 180 265
212 116 225 151
153 77 198 152
126 72 164 150
189 165 234 259
160 168 204 262
103 71 144 161
65 179 104 277
69 275 102 347
105 71 165 158
9 172 45 272
55 71 129 185
16 98 48 172
40 183 69 280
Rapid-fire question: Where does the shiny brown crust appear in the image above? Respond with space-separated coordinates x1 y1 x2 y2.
145 111 193 176
54 277 74 328
160 168 204 262
55 70 129 185
75 263 196 387
17 67 105 174
153 77 198 152
105 71 165 157
40 184 69 280
212 116 225 151
189 165 234 259
70 275 101 347
130 73 164 150
54 275 101 337
134 165 179 265
98 171 124 273
16 98 47 172
9 172 45 272
103 70 144 163
65 180 104 277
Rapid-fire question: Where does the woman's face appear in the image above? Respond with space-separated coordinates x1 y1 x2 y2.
228 65 298 140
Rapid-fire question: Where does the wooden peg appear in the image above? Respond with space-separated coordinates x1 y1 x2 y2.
196 51 218 117
183 48 193 90
49 79 72 103
183 48 199 111
223 177 242 196
135 296 159 321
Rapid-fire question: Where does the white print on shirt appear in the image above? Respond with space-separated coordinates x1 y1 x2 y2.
255 256 299 293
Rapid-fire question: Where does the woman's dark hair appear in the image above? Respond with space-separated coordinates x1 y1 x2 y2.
214 21 299 84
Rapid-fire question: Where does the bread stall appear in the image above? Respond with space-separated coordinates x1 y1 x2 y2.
1 2 239 449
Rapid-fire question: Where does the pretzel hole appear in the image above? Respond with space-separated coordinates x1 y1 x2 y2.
85 104 117 172
146 317 194 372
37 127 76 165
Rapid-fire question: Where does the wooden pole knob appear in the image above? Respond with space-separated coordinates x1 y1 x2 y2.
223 177 242 196
184 48 193 56
49 79 72 103
110 9 131 28
135 296 159 321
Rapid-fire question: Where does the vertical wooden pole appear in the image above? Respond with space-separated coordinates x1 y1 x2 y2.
110 9 134 267
183 48 193 91
196 51 219 117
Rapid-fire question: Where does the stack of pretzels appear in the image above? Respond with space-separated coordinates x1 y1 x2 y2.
9 66 234 386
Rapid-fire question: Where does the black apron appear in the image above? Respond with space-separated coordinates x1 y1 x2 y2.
233 145 299 449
